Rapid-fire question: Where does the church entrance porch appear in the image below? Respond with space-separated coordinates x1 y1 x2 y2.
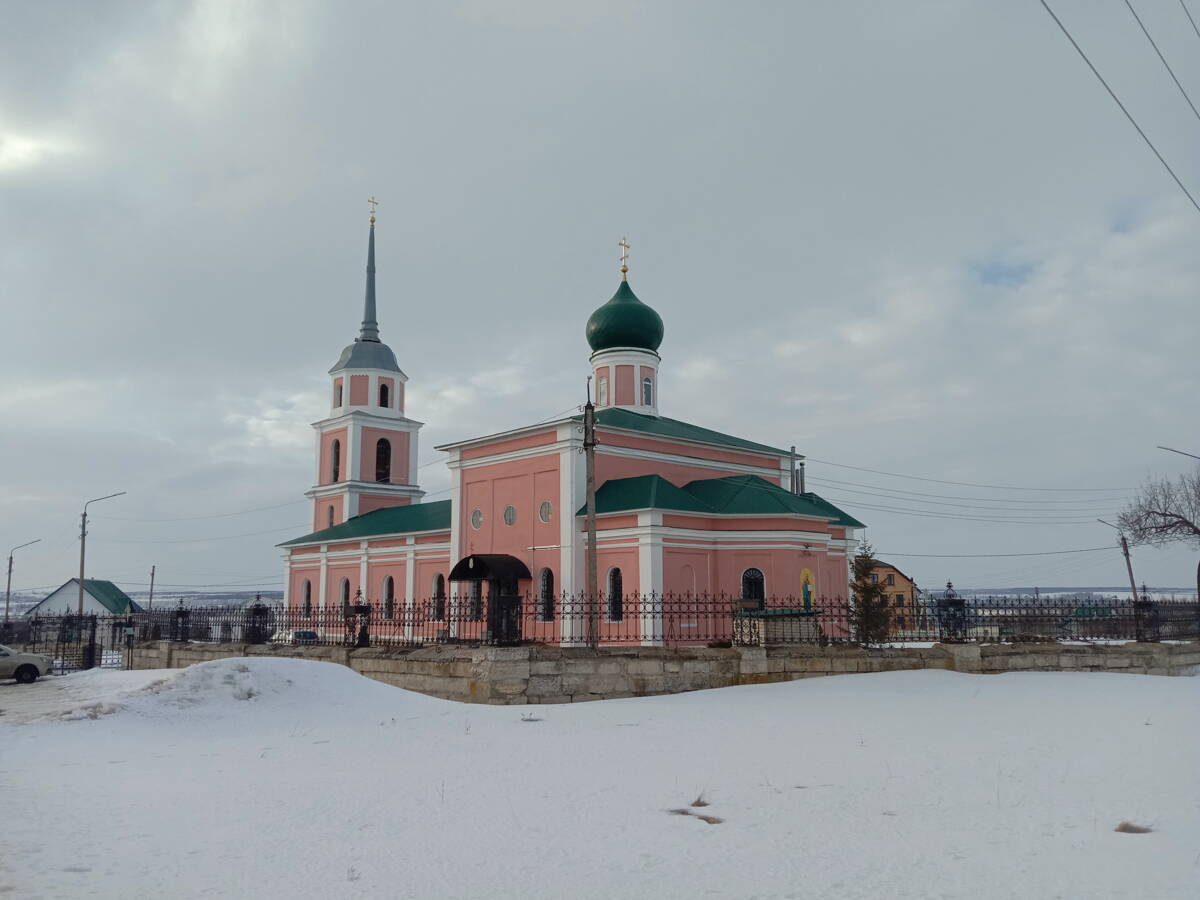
448 554 532 647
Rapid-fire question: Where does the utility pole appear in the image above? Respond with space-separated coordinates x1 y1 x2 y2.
584 379 599 649
78 492 127 615
1098 520 1141 602
148 565 156 611
6 539 41 624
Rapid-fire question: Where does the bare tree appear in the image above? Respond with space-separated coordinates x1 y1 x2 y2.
1118 468 1200 599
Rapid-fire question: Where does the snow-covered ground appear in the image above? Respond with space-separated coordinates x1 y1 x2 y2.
2 660 1196 900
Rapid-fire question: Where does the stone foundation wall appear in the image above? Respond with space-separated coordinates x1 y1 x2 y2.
128 640 1200 704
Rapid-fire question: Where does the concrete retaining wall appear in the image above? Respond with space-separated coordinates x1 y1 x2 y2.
128 640 1200 704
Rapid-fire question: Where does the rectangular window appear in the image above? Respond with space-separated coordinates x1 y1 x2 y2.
896 615 906 628
885 574 895 586
895 595 904 607
597 376 608 407
870 574 878 584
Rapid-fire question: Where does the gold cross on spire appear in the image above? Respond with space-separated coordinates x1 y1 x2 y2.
618 237 630 280
368 196 379 224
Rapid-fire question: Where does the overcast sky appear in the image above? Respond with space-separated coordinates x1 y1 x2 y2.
3 0 1198 599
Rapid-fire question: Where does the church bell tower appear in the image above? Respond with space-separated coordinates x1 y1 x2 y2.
306 204 424 531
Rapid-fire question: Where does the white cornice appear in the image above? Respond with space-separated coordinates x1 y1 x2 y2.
312 410 425 431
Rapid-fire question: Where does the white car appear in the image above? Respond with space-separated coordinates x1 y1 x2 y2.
0 644 53 684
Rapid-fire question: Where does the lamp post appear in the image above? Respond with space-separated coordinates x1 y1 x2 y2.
78 492 126 615
1156 446 1200 461
1097 519 1141 603
5 539 41 624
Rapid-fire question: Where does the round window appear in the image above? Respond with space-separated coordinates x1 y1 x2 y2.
538 500 553 523
503 505 517 526
470 508 482 530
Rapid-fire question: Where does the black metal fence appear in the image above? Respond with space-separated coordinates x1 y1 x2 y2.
2 595 1197 670
1 613 132 674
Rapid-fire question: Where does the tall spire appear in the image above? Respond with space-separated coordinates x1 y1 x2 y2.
359 199 380 343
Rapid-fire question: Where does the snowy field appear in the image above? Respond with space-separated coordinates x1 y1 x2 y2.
1 660 1196 900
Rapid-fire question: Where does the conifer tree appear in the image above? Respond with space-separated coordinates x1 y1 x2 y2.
851 542 892 647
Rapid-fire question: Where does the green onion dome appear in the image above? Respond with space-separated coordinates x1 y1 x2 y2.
585 281 664 353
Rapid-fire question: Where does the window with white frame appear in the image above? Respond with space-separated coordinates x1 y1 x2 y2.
642 376 653 406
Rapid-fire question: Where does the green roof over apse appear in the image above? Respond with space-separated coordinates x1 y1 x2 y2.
279 500 452 547
582 474 865 528
574 407 789 456
81 579 144 614
586 281 664 352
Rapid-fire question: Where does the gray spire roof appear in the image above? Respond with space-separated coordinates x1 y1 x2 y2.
330 219 402 374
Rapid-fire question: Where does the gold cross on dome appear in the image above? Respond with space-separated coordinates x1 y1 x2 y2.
368 196 379 223
618 237 630 279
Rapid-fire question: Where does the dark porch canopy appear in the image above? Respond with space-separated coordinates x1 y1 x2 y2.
448 554 532 582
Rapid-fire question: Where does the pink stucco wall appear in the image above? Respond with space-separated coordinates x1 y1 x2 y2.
349 374 369 406
357 494 415 515
458 452 561 591
460 429 557 461
320 428 349 484
596 453 781 489
598 431 782 471
358 427 410 485
615 365 635 405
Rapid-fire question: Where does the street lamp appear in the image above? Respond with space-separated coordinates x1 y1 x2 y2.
78 492 126 615
1097 519 1141 602
5 539 41 624
1156 446 1200 461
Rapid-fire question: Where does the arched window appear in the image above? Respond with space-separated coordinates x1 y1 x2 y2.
538 568 555 622
327 506 335 528
383 576 395 620
607 567 623 622
330 439 341 482
597 375 609 407
433 574 446 620
741 568 765 609
340 578 351 618
375 438 391 483
434 578 448 619
302 580 312 618
379 383 390 408
642 377 653 407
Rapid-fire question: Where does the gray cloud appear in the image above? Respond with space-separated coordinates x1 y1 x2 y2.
2 0 1198 597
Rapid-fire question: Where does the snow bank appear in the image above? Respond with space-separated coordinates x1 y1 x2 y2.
2 660 1196 900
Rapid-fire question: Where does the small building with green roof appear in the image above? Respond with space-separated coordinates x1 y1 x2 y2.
26 579 144 617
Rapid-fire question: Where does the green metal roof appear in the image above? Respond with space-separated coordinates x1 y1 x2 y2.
590 474 713 515
279 500 452 547
586 280 664 352
580 473 865 528
797 492 866 529
82 579 143 614
574 407 789 456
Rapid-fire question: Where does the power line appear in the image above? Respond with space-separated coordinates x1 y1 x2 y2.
806 474 1128 505
824 496 1106 525
807 478 1126 514
1123 0 1200 123
874 547 1112 558
91 523 311 545
95 499 308 522
1179 0 1200 44
806 456 1130 492
1038 0 1200 214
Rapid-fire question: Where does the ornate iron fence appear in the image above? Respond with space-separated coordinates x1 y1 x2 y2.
2 595 1197 670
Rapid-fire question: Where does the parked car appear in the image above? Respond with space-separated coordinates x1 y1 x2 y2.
0 644 53 684
271 630 319 646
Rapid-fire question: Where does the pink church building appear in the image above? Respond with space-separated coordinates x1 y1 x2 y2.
279 220 863 644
